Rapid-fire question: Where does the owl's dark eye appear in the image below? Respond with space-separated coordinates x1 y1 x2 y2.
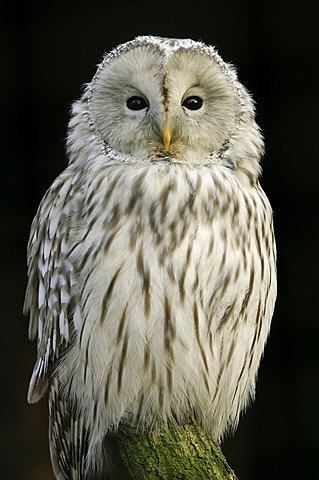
126 96 148 111
182 96 203 110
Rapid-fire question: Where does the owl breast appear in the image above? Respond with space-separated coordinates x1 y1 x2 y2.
59 160 276 448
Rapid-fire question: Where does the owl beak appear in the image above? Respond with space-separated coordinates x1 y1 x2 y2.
161 122 172 150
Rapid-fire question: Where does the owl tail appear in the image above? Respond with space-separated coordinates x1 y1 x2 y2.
48 383 131 479
48 383 90 480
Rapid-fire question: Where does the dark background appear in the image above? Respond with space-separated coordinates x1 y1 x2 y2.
1 1 318 479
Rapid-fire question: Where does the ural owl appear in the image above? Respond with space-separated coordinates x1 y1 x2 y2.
24 36 277 479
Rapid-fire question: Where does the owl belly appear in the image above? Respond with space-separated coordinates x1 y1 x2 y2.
70 222 217 421
60 165 275 449
63 220 271 448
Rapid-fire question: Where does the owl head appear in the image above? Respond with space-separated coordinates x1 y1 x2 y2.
67 36 263 183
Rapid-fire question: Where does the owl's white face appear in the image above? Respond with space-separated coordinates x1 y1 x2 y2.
90 41 240 165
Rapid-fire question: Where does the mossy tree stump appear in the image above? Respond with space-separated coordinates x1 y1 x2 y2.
103 423 238 479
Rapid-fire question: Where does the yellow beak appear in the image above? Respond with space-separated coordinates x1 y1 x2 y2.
161 121 172 150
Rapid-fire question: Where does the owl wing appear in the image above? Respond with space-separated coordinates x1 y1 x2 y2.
24 169 83 403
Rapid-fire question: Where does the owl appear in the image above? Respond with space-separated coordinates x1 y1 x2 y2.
24 36 276 479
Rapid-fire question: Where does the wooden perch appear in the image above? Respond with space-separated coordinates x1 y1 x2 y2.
101 422 238 479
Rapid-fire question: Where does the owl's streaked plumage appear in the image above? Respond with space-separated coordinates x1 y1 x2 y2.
24 36 276 479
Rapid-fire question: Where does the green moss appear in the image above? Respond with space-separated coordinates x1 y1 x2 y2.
113 423 238 480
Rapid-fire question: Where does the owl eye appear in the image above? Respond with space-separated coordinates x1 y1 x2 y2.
182 96 203 110
126 96 148 111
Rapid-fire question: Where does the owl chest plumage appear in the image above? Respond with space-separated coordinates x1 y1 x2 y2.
58 160 275 442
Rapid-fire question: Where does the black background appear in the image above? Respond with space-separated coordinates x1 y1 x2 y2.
1 1 318 478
